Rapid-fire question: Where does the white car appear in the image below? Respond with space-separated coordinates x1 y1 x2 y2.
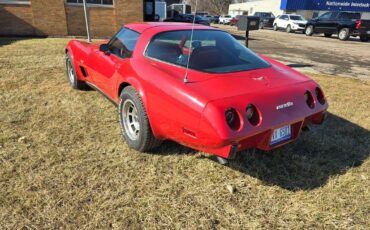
219 15 232 24
273 14 307 33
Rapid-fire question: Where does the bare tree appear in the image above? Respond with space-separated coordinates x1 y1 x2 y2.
186 0 245 15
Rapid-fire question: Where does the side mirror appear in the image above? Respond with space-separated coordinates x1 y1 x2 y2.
99 44 110 55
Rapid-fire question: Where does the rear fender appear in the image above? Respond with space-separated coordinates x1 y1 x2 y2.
117 77 165 139
65 41 87 81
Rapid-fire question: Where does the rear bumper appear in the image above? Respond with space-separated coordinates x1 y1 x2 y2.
195 111 327 159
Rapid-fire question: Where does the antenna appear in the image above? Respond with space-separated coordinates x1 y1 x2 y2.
183 0 198 83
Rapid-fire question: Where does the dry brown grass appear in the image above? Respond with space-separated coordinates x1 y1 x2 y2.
0 37 369 229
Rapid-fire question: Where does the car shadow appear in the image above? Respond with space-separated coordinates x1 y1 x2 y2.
152 141 198 156
153 113 369 191
219 113 370 191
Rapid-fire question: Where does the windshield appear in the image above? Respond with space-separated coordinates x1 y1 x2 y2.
260 13 274 18
145 30 271 74
290 15 305 21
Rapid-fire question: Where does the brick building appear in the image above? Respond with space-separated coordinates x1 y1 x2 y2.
0 0 159 37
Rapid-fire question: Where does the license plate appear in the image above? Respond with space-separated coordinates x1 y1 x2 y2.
270 125 291 145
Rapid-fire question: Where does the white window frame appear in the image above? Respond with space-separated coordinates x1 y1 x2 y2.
65 0 114 8
0 0 30 5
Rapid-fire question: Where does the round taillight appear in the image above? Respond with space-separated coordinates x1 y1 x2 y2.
225 108 240 130
304 91 315 109
315 87 326 105
246 104 260 126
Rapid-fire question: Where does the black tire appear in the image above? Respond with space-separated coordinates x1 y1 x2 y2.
286 25 292 33
324 33 332 37
118 86 162 152
338 28 350 41
65 52 87 90
360 35 369 42
305 25 314 36
273 24 278 31
259 23 264 29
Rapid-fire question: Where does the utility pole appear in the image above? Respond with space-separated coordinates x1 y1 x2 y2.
83 0 91 42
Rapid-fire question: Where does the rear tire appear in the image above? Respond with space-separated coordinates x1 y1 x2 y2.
273 24 278 31
305 25 314 36
324 33 332 37
338 28 350 41
360 35 369 42
65 52 87 90
118 86 162 152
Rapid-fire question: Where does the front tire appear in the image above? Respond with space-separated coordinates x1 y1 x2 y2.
65 52 87 90
273 24 278 31
118 86 161 152
338 28 350 41
305 25 314 36
286 25 292 33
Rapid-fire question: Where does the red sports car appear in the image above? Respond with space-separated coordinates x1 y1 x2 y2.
65 22 328 163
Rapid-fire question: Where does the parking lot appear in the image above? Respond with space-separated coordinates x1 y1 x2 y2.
217 24 370 80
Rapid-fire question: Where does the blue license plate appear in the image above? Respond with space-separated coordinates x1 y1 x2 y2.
270 125 291 145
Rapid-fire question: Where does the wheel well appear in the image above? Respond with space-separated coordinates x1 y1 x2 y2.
118 82 131 97
65 49 69 54
338 26 348 32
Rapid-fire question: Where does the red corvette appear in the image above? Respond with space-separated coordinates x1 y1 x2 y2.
65 22 328 162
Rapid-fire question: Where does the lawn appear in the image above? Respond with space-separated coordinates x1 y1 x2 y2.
0 37 369 229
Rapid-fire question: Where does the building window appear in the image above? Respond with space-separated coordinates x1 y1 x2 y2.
66 0 113 6
0 0 30 4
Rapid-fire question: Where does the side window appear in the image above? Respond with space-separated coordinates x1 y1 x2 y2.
319 12 332 20
109 28 140 59
339 12 361 20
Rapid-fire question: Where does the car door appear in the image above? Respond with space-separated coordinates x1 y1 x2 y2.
315 12 332 33
88 28 140 97
326 12 339 33
279 15 288 28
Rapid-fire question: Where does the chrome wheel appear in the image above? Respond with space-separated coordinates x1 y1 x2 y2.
66 58 75 84
305 26 313 36
122 99 140 141
339 28 349 40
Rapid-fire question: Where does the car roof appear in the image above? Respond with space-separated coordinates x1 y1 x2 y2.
124 22 216 33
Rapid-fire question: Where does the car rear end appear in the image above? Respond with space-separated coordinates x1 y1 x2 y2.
356 19 370 42
196 81 328 159
263 18 275 27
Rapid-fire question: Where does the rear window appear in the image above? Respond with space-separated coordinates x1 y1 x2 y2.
339 12 361 20
145 30 271 74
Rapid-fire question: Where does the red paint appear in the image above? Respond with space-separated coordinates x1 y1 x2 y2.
66 23 328 159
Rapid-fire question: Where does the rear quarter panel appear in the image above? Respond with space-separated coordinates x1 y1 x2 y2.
66 40 96 81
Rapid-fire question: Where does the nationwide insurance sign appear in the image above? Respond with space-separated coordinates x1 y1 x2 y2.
281 0 370 12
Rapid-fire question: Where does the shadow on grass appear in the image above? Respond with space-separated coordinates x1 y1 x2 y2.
0 37 45 47
223 113 370 191
152 113 369 191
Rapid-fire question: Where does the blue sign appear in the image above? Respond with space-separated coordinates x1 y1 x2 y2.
281 0 370 12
